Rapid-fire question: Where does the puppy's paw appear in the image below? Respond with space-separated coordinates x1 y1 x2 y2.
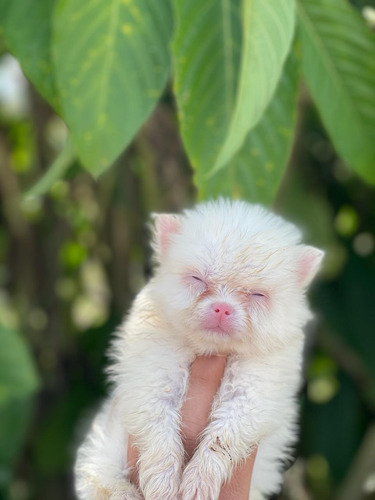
179 457 223 500
108 480 142 500
139 454 182 500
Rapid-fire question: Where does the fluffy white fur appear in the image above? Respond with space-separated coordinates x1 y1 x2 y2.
74 199 324 500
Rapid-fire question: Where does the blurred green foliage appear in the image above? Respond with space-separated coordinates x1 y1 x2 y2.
0 1 374 500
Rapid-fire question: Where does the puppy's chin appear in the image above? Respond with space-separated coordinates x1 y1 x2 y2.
177 323 245 356
201 326 234 336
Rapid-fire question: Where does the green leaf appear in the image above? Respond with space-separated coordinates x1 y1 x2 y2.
0 323 39 402
34 387 92 474
0 323 39 481
1 0 59 110
24 137 75 198
197 48 299 204
0 1 10 30
298 0 375 184
173 0 295 175
53 0 173 176
0 397 34 469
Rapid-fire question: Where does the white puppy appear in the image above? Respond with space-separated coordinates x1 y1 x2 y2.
75 199 323 500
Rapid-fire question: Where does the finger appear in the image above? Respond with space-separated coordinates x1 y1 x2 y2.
180 355 227 460
182 356 256 499
218 449 257 500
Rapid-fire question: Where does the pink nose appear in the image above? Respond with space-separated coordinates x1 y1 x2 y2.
211 302 233 318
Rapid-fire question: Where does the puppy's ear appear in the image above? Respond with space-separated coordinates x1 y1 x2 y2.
295 246 324 288
151 213 182 261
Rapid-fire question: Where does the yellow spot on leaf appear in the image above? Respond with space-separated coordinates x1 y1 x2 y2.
232 185 242 198
265 162 274 172
181 91 190 104
278 127 292 138
256 178 265 187
69 77 79 87
191 156 198 168
146 89 160 98
121 0 131 4
130 5 141 20
84 132 92 141
205 117 216 127
105 35 114 46
39 61 50 71
122 24 133 35
98 113 107 126
251 148 259 157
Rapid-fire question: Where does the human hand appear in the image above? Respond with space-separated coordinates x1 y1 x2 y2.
127 356 257 499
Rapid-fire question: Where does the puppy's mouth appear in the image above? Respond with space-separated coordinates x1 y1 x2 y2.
203 325 234 336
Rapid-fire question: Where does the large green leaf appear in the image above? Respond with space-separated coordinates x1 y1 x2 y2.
198 48 299 204
0 1 9 29
1 0 59 110
0 323 39 402
0 398 34 469
298 0 375 184
0 323 39 483
53 0 173 176
173 0 295 175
